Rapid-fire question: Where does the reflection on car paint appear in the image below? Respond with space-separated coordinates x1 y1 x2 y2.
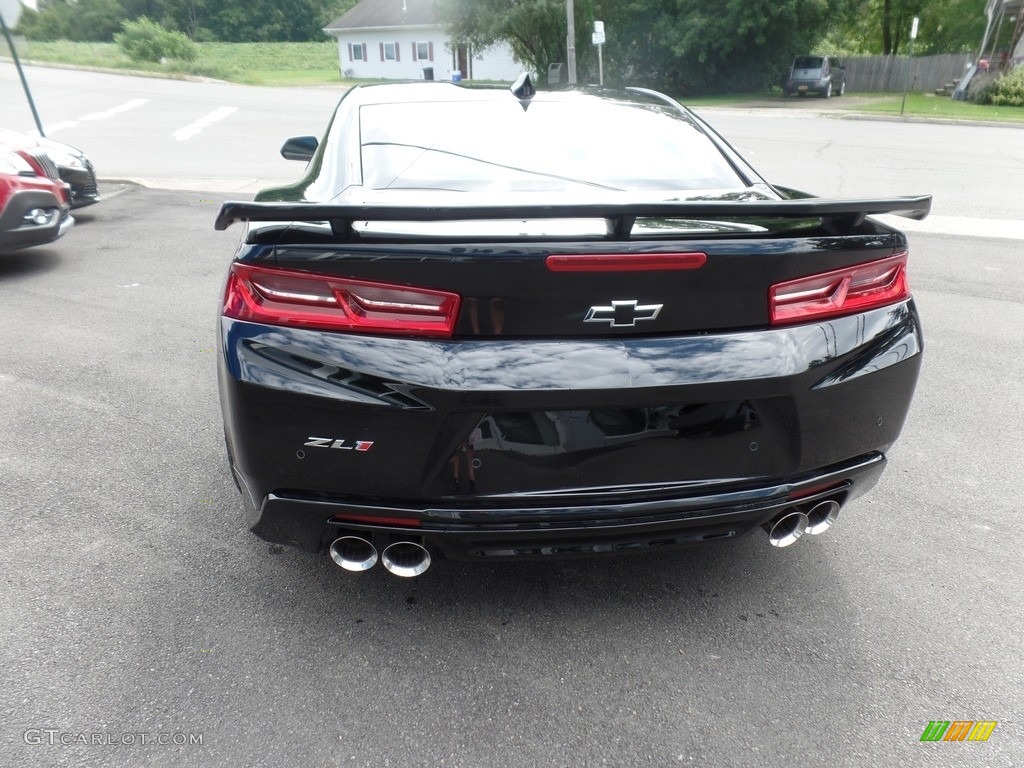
443 402 763 496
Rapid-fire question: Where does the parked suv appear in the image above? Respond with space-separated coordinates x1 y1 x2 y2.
0 146 72 254
783 56 846 98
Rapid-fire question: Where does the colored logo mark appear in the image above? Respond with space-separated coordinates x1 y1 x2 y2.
920 721 997 742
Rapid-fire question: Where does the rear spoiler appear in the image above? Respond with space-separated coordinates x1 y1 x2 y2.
214 196 931 236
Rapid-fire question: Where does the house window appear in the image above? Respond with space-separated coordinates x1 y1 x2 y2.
381 42 399 62
348 43 366 62
413 42 433 62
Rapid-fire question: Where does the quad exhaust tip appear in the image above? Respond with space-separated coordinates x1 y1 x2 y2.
381 541 431 578
767 511 809 548
329 536 432 576
805 500 841 535
765 498 843 547
329 536 378 572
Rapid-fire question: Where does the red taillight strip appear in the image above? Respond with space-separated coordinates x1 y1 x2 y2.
769 252 909 326
223 263 460 337
788 482 845 501
546 253 707 272
332 514 422 528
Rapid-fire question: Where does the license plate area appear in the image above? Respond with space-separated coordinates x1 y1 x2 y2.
439 399 799 497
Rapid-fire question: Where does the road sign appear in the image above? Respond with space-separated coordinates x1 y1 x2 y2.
593 20 605 45
0 0 23 28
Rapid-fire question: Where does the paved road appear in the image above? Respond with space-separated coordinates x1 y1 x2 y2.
4 63 1024 231
1 188 1020 767
698 106 1024 237
2 64 1023 767
2 62 343 192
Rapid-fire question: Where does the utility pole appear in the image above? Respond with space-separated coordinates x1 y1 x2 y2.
0 2 46 136
566 0 577 84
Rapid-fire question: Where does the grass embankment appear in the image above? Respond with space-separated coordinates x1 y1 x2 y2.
15 40 344 86
684 91 1024 123
852 93 1024 123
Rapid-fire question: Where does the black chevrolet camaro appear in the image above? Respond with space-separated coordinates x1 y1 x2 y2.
215 80 928 576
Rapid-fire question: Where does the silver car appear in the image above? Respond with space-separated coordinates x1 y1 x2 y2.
783 56 846 98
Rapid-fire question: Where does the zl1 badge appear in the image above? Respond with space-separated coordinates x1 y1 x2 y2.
304 437 374 452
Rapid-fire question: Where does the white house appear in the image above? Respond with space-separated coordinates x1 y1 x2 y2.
323 0 527 82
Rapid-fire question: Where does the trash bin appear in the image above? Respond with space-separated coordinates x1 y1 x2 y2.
422 66 434 81
451 70 462 83
548 63 565 85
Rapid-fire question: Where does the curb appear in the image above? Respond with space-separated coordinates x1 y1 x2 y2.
689 104 1024 129
838 112 1024 129
0 55 225 83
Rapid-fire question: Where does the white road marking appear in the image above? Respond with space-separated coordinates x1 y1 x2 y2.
41 122 81 135
79 99 150 122
42 99 149 135
173 107 238 142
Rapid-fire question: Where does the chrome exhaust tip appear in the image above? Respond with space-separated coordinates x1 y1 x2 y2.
329 536 378 572
805 500 841 535
766 511 809 548
381 541 431 578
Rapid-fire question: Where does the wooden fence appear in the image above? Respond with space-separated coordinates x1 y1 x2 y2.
842 54 973 93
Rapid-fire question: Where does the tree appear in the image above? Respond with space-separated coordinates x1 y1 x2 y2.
205 0 357 42
437 0 844 94
436 0 598 84
17 0 358 43
828 0 986 55
915 0 987 55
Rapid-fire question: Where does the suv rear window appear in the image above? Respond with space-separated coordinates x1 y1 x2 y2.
793 57 824 69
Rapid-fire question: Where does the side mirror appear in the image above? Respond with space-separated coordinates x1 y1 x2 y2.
280 136 319 162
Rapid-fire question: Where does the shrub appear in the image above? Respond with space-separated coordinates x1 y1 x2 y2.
988 67 1024 106
15 6 73 42
970 78 998 105
17 0 129 42
114 17 198 63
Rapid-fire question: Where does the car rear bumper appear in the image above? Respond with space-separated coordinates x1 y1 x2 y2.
785 79 830 95
221 300 922 558
246 452 885 558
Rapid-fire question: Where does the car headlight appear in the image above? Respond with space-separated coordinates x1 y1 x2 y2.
37 139 86 169
0 150 36 176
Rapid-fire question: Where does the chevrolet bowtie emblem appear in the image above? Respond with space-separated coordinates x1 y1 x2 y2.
584 300 664 327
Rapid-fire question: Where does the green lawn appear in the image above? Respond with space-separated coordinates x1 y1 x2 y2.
682 91 1024 123
851 93 1024 123
16 40 343 85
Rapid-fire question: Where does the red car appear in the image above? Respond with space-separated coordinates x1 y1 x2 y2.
0 144 73 254
0 129 100 209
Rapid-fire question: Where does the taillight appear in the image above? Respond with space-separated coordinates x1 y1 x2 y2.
223 263 460 337
546 252 707 272
769 252 909 326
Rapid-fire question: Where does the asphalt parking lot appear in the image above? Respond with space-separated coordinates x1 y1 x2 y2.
0 183 1021 767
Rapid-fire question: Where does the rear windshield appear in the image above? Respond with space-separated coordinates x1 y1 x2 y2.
793 57 823 69
356 100 747 194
